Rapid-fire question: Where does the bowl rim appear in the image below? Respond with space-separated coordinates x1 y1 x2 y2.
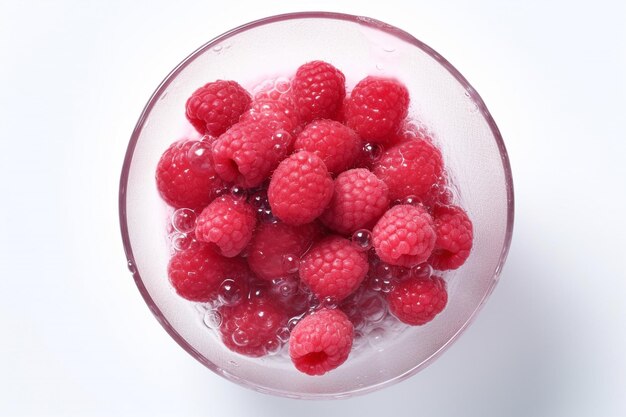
119 10 515 399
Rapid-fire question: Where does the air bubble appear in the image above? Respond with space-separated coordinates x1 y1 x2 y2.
370 276 383 292
411 263 433 279
362 143 383 163
320 296 338 309
203 309 222 329
287 316 302 330
171 208 196 233
275 277 298 297
249 190 268 209
401 195 419 206
276 327 291 343
170 232 192 251
232 329 249 346
230 185 247 201
368 327 386 350
380 278 395 293
281 254 299 274
187 140 213 173
351 229 372 251
274 77 291 93
219 279 246 306
361 294 386 323
264 338 282 356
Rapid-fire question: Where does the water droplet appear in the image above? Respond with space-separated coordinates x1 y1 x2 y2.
383 46 395 52
203 309 222 329
402 195 419 206
351 229 372 251
230 185 247 201
187 141 213 173
232 329 249 346
127 260 136 274
219 279 246 306
213 45 223 52
171 208 196 233
249 190 268 209
228 360 239 367
170 232 192 251
375 63 384 71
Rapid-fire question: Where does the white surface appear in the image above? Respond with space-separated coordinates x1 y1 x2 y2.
0 0 624 416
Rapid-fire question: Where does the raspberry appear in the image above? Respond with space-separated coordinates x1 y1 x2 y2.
289 308 354 375
268 151 334 225
373 139 444 201
293 119 361 175
167 242 248 302
212 120 293 188
299 236 369 301
247 222 322 281
156 139 225 210
428 205 473 270
291 61 346 123
320 169 389 234
372 204 436 267
345 76 409 143
195 195 256 257
241 98 302 134
185 80 251 137
386 275 448 325
218 293 288 357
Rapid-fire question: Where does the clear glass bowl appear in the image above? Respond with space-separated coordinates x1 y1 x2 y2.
119 12 514 399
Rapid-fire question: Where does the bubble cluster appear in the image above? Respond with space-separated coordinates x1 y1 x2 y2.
252 77 293 101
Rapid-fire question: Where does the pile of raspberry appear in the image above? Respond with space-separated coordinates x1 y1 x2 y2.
156 61 474 376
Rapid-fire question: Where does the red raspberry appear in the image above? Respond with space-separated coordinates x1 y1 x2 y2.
195 195 257 257
156 139 225 210
185 80 251 137
293 119 361 175
386 275 448 325
218 293 288 357
268 151 334 225
241 98 302 134
291 61 346 123
167 242 248 302
373 139 444 201
289 308 354 375
212 120 293 188
428 205 473 270
247 222 322 281
372 204 436 267
320 169 389 234
299 236 369 301
344 76 409 143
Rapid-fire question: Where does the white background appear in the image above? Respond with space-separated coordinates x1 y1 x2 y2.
1 0 625 416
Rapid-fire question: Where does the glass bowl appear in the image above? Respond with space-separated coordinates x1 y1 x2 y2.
119 12 514 399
